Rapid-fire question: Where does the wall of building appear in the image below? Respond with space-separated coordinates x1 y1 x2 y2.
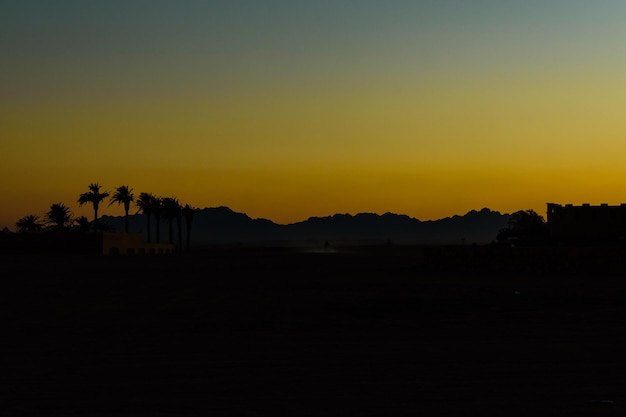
547 203 626 242
102 232 175 255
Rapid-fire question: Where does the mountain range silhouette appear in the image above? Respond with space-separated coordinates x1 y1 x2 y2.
100 207 510 246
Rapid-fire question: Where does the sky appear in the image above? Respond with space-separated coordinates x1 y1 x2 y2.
3 0 626 229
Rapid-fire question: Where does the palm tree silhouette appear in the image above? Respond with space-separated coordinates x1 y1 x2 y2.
135 192 155 243
175 204 183 252
45 203 72 231
16 214 43 232
78 183 110 232
161 196 180 249
74 216 91 232
152 195 163 244
109 185 134 233
181 204 199 252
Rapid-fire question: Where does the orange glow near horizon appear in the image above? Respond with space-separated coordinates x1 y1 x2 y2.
3 2 626 230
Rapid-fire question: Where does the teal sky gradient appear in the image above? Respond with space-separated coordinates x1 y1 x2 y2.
5 1 625 99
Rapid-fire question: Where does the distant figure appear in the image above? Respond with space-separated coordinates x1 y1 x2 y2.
324 240 331 251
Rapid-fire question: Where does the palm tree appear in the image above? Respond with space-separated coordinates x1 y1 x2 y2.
175 204 183 252
77 183 110 232
152 195 163 243
161 196 180 249
74 216 91 232
16 214 43 232
45 203 72 231
135 192 155 243
181 204 199 252
109 185 134 233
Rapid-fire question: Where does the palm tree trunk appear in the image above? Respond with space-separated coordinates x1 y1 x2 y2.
155 214 161 243
94 207 98 232
124 209 129 233
177 217 182 253
145 214 151 243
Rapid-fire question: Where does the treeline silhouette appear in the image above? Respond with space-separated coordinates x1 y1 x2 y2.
495 209 549 246
10 182 554 249
13 182 199 252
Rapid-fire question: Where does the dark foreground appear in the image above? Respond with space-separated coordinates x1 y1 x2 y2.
3 245 626 416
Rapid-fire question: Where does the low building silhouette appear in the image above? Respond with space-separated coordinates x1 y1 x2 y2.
547 202 626 243
102 232 175 255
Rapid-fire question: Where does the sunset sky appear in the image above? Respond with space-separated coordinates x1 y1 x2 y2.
3 1 626 230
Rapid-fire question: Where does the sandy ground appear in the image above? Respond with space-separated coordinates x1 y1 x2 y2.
2 246 626 416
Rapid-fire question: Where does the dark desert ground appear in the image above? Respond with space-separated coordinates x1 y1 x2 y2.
3 244 626 416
